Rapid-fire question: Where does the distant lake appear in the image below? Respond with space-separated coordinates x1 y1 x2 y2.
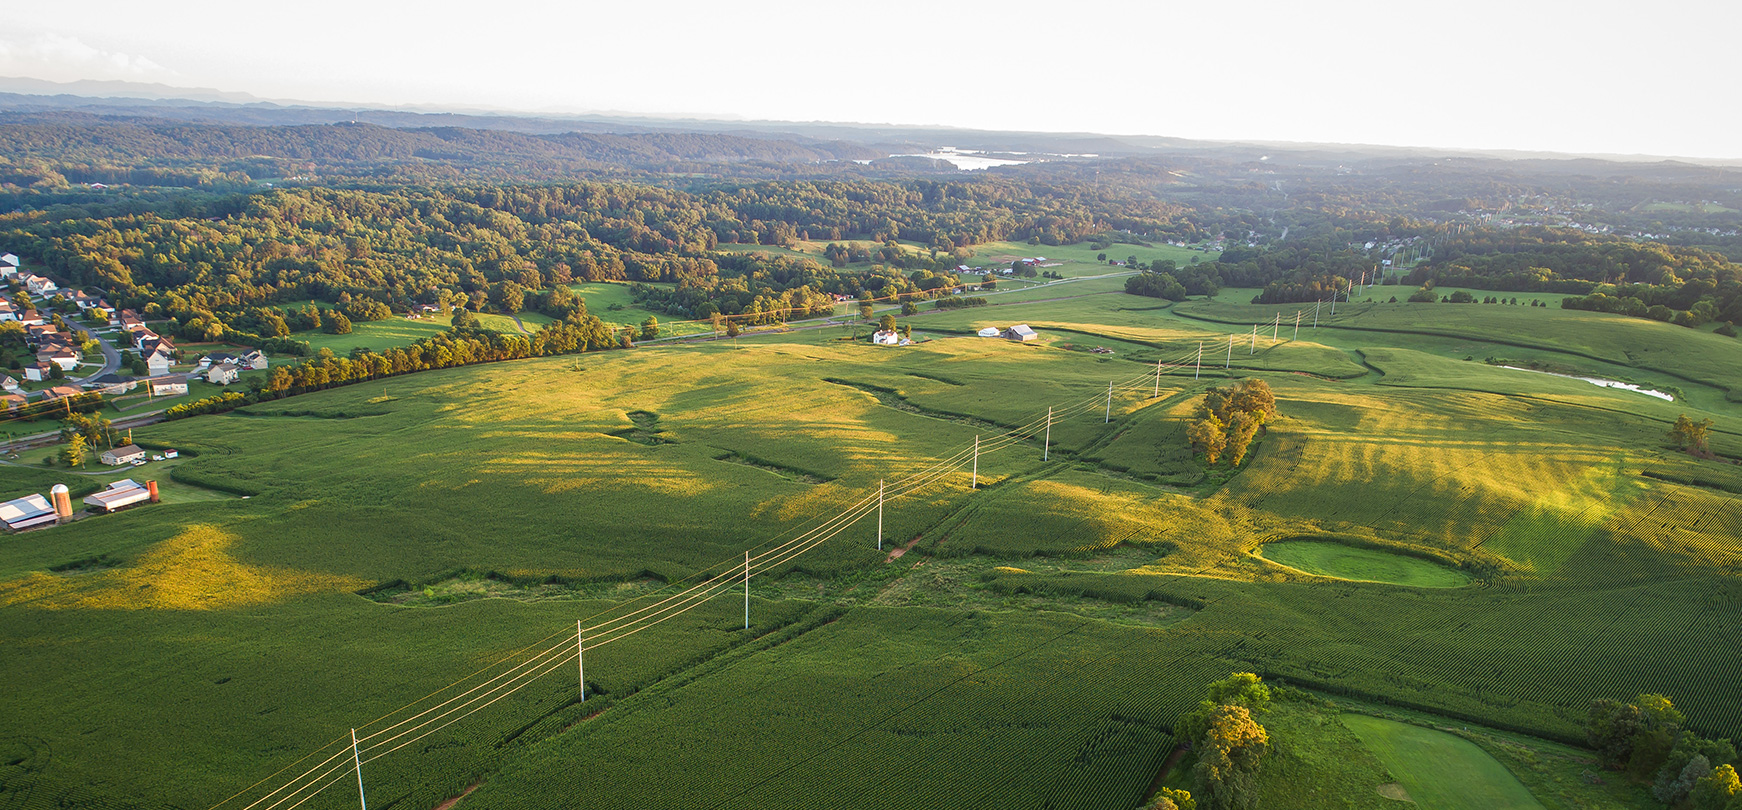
889 148 1031 171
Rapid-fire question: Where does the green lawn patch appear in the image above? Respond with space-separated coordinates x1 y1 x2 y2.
1258 540 1469 587
1342 713 1545 810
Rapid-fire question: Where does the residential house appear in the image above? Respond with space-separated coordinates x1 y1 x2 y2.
236 349 267 370
22 273 57 295
41 385 83 403
0 300 15 321
86 374 136 394
0 253 18 273
70 291 102 310
145 376 187 397
0 392 24 412
1003 324 1038 342
23 362 52 382
872 330 901 346
24 324 59 347
17 310 44 327
206 361 241 385
198 351 234 370
0 375 17 391
37 348 80 371
146 346 174 377
100 445 148 466
118 310 147 333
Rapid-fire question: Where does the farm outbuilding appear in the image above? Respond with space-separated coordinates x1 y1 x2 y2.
872 330 901 345
1004 324 1038 342
84 480 152 513
101 445 148 466
976 327 1001 338
0 493 57 531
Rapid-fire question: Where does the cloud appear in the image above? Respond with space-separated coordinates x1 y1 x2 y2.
0 32 174 81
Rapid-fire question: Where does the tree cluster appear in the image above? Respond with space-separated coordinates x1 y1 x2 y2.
1669 414 1716 457
1587 694 1740 808
1175 673 1271 810
1187 380 1279 467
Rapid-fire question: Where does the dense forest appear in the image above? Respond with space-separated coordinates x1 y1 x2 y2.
2 109 1740 342
0 179 1207 336
1406 228 1742 328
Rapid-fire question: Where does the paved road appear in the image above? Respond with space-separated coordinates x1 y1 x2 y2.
67 320 121 382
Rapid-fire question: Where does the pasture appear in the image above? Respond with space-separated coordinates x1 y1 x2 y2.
1 287 1735 809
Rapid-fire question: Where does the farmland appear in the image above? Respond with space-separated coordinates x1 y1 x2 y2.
1 282 1739 810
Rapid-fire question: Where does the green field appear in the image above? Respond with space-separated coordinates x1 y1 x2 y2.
968 239 1220 276
1342 714 1545 810
290 316 452 354
5 284 1738 809
1258 540 1470 588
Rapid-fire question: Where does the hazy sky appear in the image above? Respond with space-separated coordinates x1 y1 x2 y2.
4 0 1738 159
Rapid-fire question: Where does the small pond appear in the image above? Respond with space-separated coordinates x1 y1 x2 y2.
1257 540 1469 588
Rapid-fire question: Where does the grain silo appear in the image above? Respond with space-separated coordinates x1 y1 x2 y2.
50 484 72 522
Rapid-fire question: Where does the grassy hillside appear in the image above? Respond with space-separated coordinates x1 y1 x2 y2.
3 294 1731 809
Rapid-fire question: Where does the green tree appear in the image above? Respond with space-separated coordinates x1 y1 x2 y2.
60 433 86 468
858 303 874 322
710 312 725 338
725 319 741 339
878 314 896 333
451 309 481 329
1225 411 1259 466
1142 788 1195 810
493 281 525 314
48 364 64 380
1204 673 1271 711
1188 416 1227 465
1669 414 1715 455
900 301 918 316
1691 764 1741 810
640 316 660 341
1191 705 1269 810
324 310 353 334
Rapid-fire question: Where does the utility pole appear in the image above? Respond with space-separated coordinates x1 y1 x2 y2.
1272 313 1279 342
743 551 750 630
1043 407 1051 461
972 435 979 489
1293 311 1301 341
1225 334 1233 368
1314 299 1320 329
1104 381 1112 423
351 729 368 810
876 479 884 551
1194 342 1201 380
1249 325 1256 355
1152 359 1161 398
576 621 585 702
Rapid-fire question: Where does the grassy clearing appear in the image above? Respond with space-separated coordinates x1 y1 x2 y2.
289 316 451 354
1342 713 1545 809
968 239 1220 272
1258 540 1470 588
